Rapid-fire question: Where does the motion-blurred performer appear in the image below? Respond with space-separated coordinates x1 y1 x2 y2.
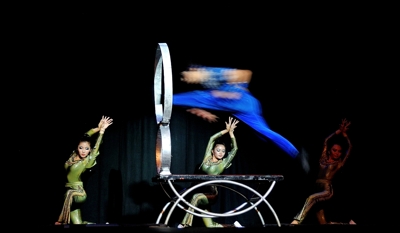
173 66 305 164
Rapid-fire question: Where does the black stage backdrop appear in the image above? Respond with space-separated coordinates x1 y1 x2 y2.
7 3 396 227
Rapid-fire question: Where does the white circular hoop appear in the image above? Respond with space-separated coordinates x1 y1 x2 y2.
154 43 173 124
154 43 173 175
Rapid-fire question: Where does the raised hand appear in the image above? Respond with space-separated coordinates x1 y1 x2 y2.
230 119 239 133
98 115 110 129
339 118 351 137
100 116 113 132
225 117 239 134
340 118 351 130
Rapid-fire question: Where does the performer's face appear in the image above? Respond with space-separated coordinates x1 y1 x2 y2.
212 144 226 160
330 144 342 160
77 141 91 158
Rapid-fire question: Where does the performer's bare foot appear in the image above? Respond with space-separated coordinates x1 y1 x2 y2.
290 220 299 225
55 222 62 225
177 224 190 228
186 108 219 123
328 221 342 224
349 219 356 225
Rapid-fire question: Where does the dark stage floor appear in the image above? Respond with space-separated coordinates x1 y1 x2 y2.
33 223 385 233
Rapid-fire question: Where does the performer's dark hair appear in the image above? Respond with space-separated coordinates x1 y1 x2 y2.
327 135 349 155
76 134 93 148
213 139 226 149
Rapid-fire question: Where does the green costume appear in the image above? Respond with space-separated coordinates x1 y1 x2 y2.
181 131 238 227
57 128 103 224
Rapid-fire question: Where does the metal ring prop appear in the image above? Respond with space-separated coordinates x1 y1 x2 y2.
154 42 173 124
154 43 173 175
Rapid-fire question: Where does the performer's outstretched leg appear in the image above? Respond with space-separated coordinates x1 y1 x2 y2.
173 90 299 158
233 112 299 158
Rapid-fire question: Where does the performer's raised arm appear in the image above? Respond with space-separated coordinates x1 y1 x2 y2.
338 119 352 166
85 116 113 168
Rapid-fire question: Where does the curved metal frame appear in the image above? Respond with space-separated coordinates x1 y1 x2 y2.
160 180 281 227
155 183 266 226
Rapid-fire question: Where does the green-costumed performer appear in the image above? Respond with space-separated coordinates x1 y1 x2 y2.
55 116 113 225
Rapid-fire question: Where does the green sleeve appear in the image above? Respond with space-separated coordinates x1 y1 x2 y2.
84 128 97 137
85 132 104 168
198 131 223 169
222 136 238 169
203 131 223 160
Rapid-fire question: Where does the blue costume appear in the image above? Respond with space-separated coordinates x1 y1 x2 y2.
173 67 299 158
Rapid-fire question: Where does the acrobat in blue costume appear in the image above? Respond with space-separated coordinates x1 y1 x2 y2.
173 66 299 158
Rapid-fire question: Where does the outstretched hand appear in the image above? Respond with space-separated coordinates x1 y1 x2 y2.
225 117 239 134
99 116 113 132
186 108 219 123
336 118 351 136
98 116 108 129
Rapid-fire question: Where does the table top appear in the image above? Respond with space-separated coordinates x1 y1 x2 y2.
153 174 284 182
